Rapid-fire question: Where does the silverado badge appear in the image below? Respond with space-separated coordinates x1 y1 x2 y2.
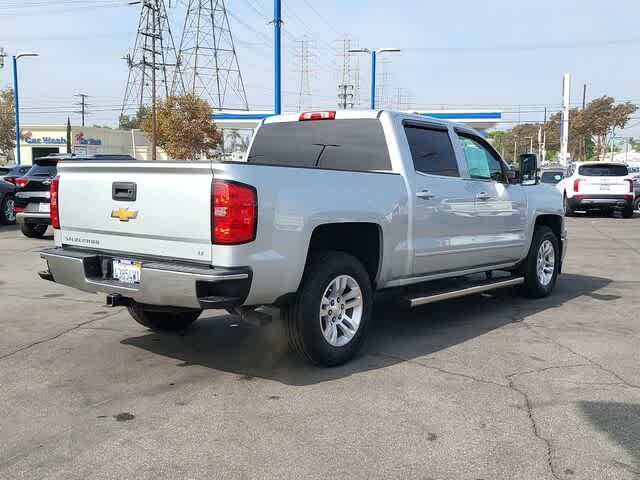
111 207 138 222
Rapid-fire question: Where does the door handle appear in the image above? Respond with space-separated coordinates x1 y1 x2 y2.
476 191 491 201
416 190 435 200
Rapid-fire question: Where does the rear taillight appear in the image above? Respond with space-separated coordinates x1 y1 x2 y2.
626 179 634 193
211 180 257 245
299 110 336 121
14 206 25 213
573 179 581 192
50 176 60 229
3 176 16 185
15 177 29 188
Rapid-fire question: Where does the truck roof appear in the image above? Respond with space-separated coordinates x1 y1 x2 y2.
262 109 478 134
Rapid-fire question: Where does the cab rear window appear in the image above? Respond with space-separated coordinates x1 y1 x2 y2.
578 164 628 176
247 119 392 172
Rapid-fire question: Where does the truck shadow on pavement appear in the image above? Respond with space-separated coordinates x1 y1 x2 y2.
121 273 613 386
580 401 640 476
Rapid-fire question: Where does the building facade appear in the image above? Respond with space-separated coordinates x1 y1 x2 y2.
15 125 169 165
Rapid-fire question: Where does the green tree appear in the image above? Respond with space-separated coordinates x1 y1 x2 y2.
141 94 222 159
0 87 16 158
119 106 150 130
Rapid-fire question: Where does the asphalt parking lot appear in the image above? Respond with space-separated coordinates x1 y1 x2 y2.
1 214 639 480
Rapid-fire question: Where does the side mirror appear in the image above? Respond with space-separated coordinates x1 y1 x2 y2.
518 153 539 185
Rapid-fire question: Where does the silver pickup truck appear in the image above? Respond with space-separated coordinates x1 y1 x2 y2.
40 110 566 366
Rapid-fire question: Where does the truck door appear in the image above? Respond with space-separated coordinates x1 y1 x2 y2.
403 122 480 275
455 132 527 265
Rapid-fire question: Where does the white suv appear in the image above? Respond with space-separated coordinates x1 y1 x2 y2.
557 162 635 218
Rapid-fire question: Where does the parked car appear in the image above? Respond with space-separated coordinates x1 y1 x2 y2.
1 165 31 185
39 110 566 366
0 179 17 224
15 153 136 238
540 168 565 185
557 162 635 218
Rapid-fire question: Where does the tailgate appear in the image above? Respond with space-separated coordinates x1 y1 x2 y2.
579 176 630 195
57 161 213 262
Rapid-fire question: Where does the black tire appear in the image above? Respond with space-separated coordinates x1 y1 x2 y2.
622 206 634 219
20 223 48 238
519 225 560 298
634 197 640 212
283 251 373 367
563 194 574 217
0 195 16 225
127 303 201 331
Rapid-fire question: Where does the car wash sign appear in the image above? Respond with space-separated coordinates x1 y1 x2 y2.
22 130 66 145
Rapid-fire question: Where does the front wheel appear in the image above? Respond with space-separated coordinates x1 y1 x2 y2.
20 223 48 238
0 195 16 224
519 226 560 298
127 303 201 331
283 251 373 367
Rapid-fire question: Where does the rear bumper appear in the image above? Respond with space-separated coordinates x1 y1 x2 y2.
16 212 50 225
40 247 252 310
569 194 633 209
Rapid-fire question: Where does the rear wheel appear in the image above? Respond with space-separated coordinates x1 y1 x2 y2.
622 205 634 219
563 194 574 217
519 225 559 298
127 303 201 331
283 251 373 367
21 223 48 238
0 195 16 224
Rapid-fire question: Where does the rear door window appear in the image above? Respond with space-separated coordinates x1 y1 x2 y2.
578 164 628 176
403 125 459 177
27 164 57 177
247 119 391 171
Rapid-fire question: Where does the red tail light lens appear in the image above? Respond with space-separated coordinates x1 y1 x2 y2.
3 176 17 185
212 180 257 244
15 177 29 188
626 179 634 193
573 179 581 192
50 176 60 229
299 110 336 121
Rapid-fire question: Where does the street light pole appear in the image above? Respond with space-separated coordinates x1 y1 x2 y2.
151 0 157 161
348 47 400 110
370 50 376 110
12 52 38 165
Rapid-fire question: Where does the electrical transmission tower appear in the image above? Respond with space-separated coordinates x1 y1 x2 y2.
121 0 181 116
173 0 249 110
296 39 314 111
336 39 355 109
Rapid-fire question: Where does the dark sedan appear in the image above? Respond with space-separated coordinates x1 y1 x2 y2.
0 179 17 224
1 165 32 185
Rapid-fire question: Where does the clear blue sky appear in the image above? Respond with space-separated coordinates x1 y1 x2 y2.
1 0 639 135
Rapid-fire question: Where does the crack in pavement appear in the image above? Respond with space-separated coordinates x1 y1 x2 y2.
0 310 123 361
521 322 640 390
506 372 561 480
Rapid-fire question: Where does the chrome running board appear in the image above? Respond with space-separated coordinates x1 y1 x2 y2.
404 277 524 308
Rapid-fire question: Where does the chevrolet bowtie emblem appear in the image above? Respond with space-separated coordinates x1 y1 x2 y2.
111 207 138 222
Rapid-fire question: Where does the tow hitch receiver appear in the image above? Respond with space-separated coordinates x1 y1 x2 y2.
106 293 131 307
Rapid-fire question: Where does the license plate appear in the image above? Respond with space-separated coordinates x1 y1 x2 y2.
599 185 610 191
39 203 50 213
112 259 141 284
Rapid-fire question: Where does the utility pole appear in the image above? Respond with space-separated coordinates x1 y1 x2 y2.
337 84 354 109
560 73 571 166
151 0 157 161
74 93 89 127
296 39 313 111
